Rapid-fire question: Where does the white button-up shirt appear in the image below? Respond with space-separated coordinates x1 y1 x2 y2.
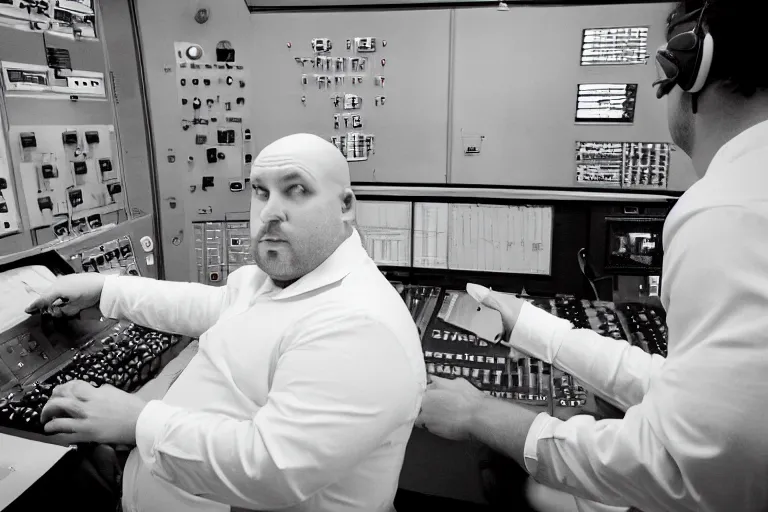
99 230 426 512
514 120 768 512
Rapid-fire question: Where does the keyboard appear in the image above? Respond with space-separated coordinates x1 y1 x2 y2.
0 323 188 435
617 302 668 357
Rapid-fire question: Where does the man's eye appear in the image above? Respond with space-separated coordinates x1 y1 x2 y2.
288 184 306 196
254 187 268 198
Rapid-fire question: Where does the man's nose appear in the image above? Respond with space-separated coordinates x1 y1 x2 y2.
259 196 287 223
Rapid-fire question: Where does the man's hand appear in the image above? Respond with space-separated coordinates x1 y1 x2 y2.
415 376 485 442
467 283 527 357
41 380 147 445
25 273 107 318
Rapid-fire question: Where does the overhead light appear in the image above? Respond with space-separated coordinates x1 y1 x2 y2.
497 1 509 11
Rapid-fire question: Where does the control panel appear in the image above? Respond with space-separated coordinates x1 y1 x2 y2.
618 302 668 357
9 124 124 236
194 220 254 285
0 0 98 40
172 40 252 206
399 285 659 420
65 235 139 276
0 319 189 434
0 106 21 238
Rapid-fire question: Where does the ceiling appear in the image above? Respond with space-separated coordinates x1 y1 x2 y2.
245 0 671 12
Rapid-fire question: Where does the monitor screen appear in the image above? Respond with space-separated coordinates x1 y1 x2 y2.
576 83 637 124
605 217 664 272
581 27 649 66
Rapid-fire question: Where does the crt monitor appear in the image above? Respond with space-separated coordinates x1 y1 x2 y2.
604 216 664 273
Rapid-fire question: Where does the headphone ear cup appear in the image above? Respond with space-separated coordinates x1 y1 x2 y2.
690 32 714 94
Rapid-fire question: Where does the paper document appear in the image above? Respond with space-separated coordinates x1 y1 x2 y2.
0 433 72 509
438 289 526 343
0 266 58 334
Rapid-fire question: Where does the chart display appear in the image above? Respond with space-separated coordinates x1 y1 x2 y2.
448 204 553 275
355 200 412 267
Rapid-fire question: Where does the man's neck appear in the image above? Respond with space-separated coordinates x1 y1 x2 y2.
692 91 768 176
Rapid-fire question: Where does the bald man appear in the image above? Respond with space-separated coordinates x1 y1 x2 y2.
27 134 426 512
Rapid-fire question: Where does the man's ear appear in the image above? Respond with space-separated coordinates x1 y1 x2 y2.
341 189 355 218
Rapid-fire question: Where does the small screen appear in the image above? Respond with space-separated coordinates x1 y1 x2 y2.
581 27 649 66
576 141 670 189
576 84 637 123
605 218 664 272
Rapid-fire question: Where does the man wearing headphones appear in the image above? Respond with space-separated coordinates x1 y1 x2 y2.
416 1 768 511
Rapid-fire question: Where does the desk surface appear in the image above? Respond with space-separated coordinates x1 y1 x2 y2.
0 433 73 510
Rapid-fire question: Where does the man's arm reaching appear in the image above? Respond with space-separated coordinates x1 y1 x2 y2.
509 302 665 411
99 274 230 338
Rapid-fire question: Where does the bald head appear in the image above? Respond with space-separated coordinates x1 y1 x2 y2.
251 133 351 191
248 133 356 286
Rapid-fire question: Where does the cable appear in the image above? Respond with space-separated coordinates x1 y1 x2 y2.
577 248 601 301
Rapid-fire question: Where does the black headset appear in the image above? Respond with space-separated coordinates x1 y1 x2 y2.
654 1 714 100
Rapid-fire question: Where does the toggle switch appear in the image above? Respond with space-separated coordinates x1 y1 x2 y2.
229 179 244 192
87 214 102 229
192 97 201 110
204 79 211 86
41 164 57 179
73 161 88 175
181 98 188 105
180 78 186 86
106 183 122 201
226 76 233 86
20 133 37 149
62 131 78 145
202 176 214 191
68 188 83 207
244 129 252 141
98 159 113 174
85 131 100 144
244 153 252 163
217 152 225 161
195 134 207 145
206 148 217 163
192 78 199 86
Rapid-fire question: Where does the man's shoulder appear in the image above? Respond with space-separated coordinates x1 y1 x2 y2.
665 205 768 276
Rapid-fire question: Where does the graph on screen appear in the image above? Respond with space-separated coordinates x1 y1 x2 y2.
448 204 553 275
413 202 449 269
355 200 412 266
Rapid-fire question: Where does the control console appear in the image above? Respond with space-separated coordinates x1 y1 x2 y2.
0 320 187 435
618 302 668 357
395 285 662 420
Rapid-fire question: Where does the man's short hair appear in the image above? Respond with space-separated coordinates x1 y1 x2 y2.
671 0 768 97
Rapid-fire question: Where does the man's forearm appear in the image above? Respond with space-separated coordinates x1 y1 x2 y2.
99 276 227 337
466 397 540 470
